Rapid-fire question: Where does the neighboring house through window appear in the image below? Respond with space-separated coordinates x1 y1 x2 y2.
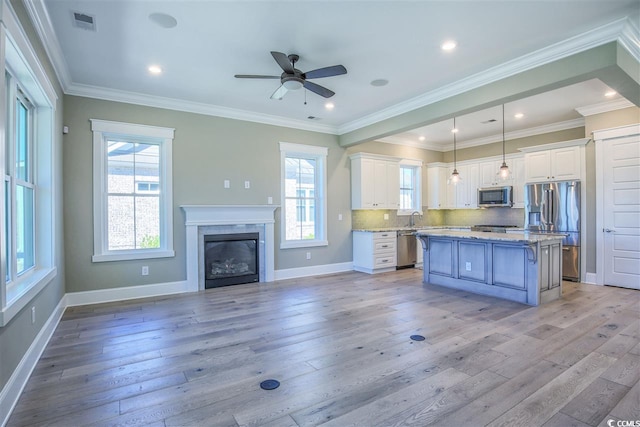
91 120 175 262
280 142 328 249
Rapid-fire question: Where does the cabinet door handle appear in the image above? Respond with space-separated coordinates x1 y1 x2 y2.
604 229 615 233
562 247 570 251
381 245 388 248
381 259 388 263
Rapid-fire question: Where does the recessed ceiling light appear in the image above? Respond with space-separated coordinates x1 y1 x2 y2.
418 136 426 141
370 79 389 87
441 40 457 51
149 13 177 29
605 90 617 97
148 65 162 75
325 102 335 110
514 113 524 119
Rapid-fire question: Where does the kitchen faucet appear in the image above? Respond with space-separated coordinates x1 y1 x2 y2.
409 211 421 228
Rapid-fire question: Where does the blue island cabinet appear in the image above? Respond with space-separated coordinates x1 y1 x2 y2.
416 230 563 306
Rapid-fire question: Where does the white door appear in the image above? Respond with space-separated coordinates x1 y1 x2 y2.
602 131 640 289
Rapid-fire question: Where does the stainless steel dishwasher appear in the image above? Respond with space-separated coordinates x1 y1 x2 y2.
396 230 417 269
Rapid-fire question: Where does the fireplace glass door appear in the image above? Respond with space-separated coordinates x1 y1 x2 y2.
204 233 259 288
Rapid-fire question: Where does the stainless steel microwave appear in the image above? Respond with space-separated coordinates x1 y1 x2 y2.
478 186 513 207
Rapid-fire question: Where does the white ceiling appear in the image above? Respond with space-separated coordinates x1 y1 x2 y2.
29 0 640 148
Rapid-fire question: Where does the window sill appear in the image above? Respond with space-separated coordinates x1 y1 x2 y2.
92 249 175 263
1 267 57 327
280 240 329 250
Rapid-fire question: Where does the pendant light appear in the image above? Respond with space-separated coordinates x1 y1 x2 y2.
449 117 461 185
498 104 511 180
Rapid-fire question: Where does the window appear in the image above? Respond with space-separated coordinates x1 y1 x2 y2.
5 79 36 282
280 142 328 249
398 159 423 214
92 120 175 262
1 11 58 326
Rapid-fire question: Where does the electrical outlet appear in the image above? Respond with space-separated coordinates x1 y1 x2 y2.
142 266 149 276
383 213 389 220
465 262 472 271
338 213 343 221
267 196 273 204
31 306 36 324
306 252 311 260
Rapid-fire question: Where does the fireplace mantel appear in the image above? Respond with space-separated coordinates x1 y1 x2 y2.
181 205 278 291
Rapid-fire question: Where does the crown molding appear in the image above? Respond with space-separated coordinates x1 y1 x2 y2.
338 17 636 135
379 118 585 152
66 83 339 134
575 98 636 116
22 3 637 138
21 0 72 90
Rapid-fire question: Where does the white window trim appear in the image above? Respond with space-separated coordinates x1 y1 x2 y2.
0 3 58 326
397 158 423 216
279 142 328 249
91 119 175 262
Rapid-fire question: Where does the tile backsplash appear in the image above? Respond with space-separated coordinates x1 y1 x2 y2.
352 207 523 229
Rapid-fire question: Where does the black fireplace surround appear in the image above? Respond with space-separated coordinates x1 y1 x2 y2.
204 233 259 289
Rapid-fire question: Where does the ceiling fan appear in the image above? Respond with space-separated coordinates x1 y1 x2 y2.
235 51 347 100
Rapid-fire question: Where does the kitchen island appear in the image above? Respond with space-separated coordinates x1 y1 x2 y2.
416 230 564 306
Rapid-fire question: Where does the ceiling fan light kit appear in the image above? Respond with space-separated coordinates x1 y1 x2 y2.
235 51 347 100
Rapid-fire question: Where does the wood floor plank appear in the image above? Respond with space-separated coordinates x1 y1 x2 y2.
607 380 640 421
5 269 639 427
486 352 617 427
559 377 630 426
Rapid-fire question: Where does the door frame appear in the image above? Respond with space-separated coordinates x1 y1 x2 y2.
594 123 640 286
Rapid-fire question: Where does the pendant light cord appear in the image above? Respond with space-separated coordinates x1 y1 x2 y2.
453 117 457 168
502 105 506 164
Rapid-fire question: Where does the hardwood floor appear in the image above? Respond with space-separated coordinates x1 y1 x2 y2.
7 269 640 426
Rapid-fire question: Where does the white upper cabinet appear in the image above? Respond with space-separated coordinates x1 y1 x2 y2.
449 163 479 208
521 139 588 183
426 163 448 209
511 156 526 208
351 153 400 209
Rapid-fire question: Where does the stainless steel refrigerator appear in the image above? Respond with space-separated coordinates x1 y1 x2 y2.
524 181 580 281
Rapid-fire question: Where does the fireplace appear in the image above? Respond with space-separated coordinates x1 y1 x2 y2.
181 205 277 292
204 233 259 288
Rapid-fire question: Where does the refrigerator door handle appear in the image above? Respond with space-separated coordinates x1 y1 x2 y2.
548 188 555 226
542 188 550 227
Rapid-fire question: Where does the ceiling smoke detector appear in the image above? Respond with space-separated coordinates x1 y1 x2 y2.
72 11 96 31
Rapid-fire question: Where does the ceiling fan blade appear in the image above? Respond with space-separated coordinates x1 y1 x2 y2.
234 74 280 79
270 84 288 100
271 51 294 74
303 81 335 98
304 65 347 79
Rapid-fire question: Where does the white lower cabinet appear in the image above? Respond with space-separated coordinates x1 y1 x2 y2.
353 231 397 274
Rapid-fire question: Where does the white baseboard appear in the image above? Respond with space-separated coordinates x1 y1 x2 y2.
584 272 598 285
65 280 191 307
274 262 353 281
0 298 66 427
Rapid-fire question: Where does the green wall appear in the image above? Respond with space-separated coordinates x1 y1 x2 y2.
62 96 353 293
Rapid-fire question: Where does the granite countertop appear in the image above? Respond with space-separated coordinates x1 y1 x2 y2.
415 229 566 243
352 226 472 233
